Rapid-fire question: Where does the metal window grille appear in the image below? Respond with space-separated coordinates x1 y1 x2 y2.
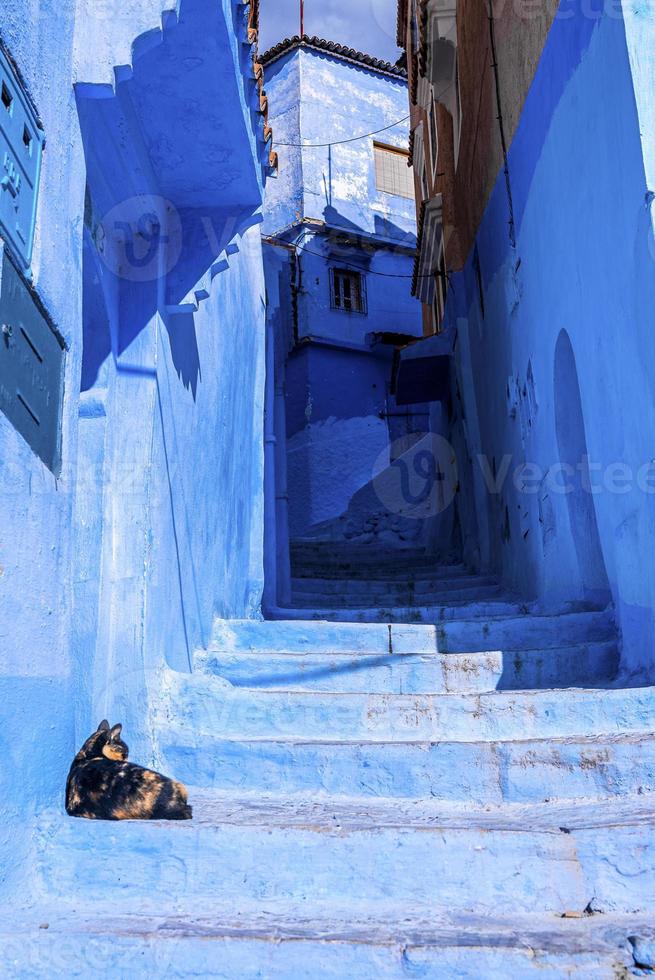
330 268 367 314
373 142 415 200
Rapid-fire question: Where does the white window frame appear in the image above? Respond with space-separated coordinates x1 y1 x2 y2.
329 267 368 315
373 142 415 200
412 123 428 204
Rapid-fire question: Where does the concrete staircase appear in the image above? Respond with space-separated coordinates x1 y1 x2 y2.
8 541 655 977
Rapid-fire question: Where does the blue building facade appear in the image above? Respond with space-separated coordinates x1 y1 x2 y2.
261 37 425 583
0 0 274 904
399 2 655 682
454 6 655 683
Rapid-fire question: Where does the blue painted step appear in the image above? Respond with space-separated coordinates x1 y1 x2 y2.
259 610 616 651
35 794 655 914
290 541 429 556
213 614 615 654
290 583 505 607
291 561 468 581
156 672 655 743
207 616 619 689
280 598 531 623
291 573 499 595
3 907 651 978
197 642 619 693
160 730 655 804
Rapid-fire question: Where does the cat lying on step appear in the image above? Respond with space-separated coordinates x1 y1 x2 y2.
66 720 192 821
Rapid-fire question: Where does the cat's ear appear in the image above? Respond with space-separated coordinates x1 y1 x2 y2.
97 720 110 732
109 723 122 742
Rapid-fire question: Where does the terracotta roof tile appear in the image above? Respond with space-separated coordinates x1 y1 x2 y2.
246 0 277 172
407 0 429 106
261 35 407 80
408 125 416 167
418 0 430 77
396 0 407 48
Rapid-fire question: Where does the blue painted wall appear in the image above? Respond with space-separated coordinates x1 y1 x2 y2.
263 47 416 243
263 44 422 544
0 0 269 900
0 0 88 902
285 343 394 535
446 5 655 678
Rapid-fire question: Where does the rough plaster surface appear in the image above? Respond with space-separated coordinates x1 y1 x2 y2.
287 413 390 533
0 0 267 909
449 6 655 677
263 47 416 240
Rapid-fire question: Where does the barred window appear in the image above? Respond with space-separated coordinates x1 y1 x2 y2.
373 142 415 199
330 268 367 314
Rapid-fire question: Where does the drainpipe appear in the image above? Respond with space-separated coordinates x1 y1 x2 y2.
274 368 292 607
263 313 279 613
261 237 304 611
263 247 294 612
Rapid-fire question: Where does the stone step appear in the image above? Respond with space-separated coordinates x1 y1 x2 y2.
35 794 655 914
292 561 467 580
157 671 654 743
433 608 616 653
281 599 530 623
197 642 619 694
262 610 616 651
160 730 655 804
290 541 429 557
290 552 435 567
3 907 650 978
291 573 499 595
290 582 505 607
292 562 474 582
291 547 436 561
212 612 615 657
211 619 427 654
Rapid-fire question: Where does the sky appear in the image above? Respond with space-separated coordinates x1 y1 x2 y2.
259 0 401 64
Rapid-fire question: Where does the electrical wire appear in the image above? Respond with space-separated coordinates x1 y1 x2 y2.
274 74 455 150
275 115 411 148
263 233 433 279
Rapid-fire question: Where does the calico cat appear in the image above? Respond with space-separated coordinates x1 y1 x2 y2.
66 720 192 821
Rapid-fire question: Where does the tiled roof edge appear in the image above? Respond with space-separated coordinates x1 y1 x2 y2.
396 0 407 47
246 0 278 173
261 35 407 80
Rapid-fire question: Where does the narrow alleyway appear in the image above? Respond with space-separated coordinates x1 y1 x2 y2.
3 0 655 971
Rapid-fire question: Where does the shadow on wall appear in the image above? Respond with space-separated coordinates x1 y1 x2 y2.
76 0 265 397
554 329 611 608
322 203 416 248
163 311 202 399
301 434 461 558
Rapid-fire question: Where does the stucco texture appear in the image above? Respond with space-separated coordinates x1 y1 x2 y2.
450 6 655 678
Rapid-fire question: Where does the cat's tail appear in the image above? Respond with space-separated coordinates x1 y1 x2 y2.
170 802 193 820
155 779 193 821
